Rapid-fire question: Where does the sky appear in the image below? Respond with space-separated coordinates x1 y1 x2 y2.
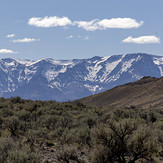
0 0 162 60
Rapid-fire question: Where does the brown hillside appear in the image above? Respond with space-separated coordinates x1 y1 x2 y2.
78 76 163 109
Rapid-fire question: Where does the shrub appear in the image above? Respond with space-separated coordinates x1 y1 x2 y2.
91 119 159 163
0 138 14 162
7 147 40 163
57 145 79 163
5 116 20 137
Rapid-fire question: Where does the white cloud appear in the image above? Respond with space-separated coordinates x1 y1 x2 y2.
75 18 143 31
97 18 143 29
12 38 40 43
28 16 72 28
6 34 16 38
0 49 17 54
28 16 143 31
74 19 101 31
122 35 160 44
66 35 73 39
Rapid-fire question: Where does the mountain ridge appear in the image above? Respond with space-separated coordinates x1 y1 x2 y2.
77 76 163 109
0 53 163 101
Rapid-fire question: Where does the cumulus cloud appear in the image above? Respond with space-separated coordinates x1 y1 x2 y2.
74 19 101 31
122 35 160 44
12 38 40 43
97 18 143 29
6 34 16 38
0 49 17 54
28 16 143 31
66 35 73 39
75 18 143 31
28 16 72 28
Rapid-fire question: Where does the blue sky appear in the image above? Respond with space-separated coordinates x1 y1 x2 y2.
0 0 162 60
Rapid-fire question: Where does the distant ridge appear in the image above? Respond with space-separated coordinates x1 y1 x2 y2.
0 53 163 101
78 76 163 109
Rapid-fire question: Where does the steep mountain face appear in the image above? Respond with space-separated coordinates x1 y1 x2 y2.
78 76 163 109
0 53 163 101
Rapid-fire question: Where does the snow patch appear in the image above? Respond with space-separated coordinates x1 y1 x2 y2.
15 59 35 66
44 67 67 81
100 59 122 82
84 65 102 81
153 57 163 76
121 59 135 72
84 84 102 92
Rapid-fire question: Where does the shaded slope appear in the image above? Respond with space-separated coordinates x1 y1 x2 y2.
78 76 163 109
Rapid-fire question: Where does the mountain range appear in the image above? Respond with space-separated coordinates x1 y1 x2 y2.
0 53 163 101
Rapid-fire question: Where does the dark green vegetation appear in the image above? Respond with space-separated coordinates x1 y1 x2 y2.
0 97 163 163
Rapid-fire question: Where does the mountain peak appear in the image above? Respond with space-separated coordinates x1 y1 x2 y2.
0 53 163 101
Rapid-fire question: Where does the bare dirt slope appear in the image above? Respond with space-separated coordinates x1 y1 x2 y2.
78 76 163 109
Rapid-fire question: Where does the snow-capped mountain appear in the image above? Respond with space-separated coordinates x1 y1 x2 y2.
0 53 163 101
